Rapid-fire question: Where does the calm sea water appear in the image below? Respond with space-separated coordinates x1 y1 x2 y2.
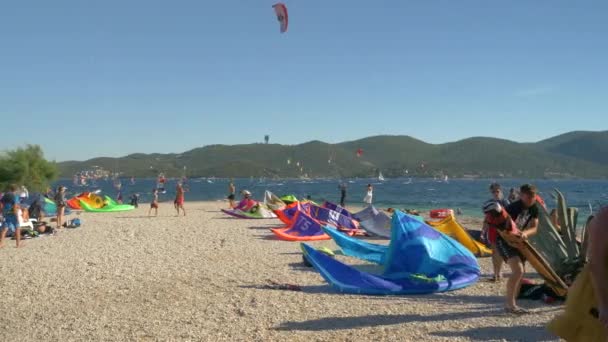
54 178 608 218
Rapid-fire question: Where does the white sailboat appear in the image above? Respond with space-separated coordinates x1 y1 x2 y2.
378 171 385 182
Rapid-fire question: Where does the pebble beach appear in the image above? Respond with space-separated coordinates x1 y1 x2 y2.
0 201 561 341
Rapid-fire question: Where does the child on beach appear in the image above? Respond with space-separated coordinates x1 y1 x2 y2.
483 200 527 314
482 183 510 282
149 189 159 217
0 184 24 248
174 183 186 216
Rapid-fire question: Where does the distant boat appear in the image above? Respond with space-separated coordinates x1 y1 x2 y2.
378 171 385 182
404 178 413 185
443 175 449 183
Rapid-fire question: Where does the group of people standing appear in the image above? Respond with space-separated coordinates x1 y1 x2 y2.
148 183 186 217
481 183 608 331
482 182 542 314
337 182 374 207
0 184 69 248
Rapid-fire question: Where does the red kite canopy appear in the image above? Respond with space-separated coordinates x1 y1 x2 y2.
272 3 288 33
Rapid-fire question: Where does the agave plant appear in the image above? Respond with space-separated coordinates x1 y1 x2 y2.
527 189 590 286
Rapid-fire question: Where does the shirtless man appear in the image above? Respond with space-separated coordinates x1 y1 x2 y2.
174 183 186 216
227 180 236 208
149 188 159 217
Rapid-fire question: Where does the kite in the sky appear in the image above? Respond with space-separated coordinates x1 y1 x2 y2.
356 148 363 157
272 3 288 33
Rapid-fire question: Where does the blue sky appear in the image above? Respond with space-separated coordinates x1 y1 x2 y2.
1 1 606 161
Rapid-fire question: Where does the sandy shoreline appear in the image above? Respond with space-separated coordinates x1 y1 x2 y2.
0 201 560 341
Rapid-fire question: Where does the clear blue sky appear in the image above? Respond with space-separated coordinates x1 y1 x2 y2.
1 1 606 161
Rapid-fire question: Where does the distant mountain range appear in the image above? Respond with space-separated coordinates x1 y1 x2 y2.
57 131 608 179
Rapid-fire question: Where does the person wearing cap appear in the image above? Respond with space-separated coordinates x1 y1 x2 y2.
483 200 529 315
235 190 256 212
54 186 67 230
481 183 510 282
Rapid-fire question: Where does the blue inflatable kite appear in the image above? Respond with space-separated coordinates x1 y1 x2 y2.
302 211 480 295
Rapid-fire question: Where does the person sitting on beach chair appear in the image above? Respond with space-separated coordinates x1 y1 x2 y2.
235 190 256 212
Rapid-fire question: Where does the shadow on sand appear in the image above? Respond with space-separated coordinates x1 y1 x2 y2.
114 216 155 219
273 310 504 332
431 324 557 341
255 235 281 241
248 225 280 230
287 261 317 273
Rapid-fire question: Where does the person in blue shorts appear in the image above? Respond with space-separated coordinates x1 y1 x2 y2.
0 184 24 248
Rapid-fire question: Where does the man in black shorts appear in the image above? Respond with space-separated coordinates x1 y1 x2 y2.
485 184 540 315
227 180 236 208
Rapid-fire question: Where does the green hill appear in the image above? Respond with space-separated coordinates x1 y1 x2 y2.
57 131 608 179
534 131 608 165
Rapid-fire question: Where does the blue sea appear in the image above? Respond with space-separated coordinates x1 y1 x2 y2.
55 178 608 218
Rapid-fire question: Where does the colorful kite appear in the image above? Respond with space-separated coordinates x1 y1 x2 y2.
272 3 288 33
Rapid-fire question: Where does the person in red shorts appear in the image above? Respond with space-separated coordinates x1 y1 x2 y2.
174 183 186 217
148 188 159 217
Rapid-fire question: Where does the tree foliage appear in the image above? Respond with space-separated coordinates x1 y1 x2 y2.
0 145 58 192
